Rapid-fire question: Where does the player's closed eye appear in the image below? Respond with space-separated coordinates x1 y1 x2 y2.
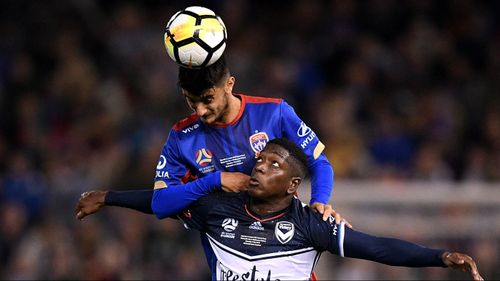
203 97 214 104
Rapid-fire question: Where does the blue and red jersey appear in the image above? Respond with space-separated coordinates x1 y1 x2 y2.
154 94 333 204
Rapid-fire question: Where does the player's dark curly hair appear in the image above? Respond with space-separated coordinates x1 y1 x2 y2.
267 138 309 179
177 55 229 96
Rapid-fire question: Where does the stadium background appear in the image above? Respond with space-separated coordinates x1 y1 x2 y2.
0 0 499 279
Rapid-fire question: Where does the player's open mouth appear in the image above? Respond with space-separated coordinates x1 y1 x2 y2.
249 177 259 186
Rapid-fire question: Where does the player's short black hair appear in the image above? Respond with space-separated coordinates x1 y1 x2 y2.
267 138 309 178
177 55 229 96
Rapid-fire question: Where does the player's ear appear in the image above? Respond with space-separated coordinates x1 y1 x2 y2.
287 177 301 194
225 76 235 93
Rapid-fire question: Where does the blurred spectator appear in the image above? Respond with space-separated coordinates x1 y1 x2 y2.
0 0 498 279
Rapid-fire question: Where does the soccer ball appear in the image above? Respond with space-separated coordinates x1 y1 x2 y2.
164 6 227 68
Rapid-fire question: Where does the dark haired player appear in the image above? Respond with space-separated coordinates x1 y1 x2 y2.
76 57 347 281
153 138 483 281
76 56 343 221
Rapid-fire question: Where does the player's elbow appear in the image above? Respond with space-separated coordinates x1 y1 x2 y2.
151 189 174 219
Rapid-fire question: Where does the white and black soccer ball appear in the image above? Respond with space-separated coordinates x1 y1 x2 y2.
164 6 227 68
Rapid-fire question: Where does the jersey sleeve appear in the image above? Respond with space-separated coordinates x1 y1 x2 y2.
308 213 447 267
279 101 334 204
342 227 446 267
152 171 222 219
306 212 346 256
177 192 223 232
154 129 194 189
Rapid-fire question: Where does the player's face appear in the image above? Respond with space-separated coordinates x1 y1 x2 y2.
182 77 233 125
249 144 298 200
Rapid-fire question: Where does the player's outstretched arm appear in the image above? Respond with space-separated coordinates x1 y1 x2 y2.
75 172 249 221
339 226 483 281
75 189 154 220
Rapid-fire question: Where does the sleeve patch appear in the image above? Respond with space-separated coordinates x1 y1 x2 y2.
313 141 325 160
154 181 168 190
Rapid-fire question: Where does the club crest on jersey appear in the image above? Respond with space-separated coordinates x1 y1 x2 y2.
195 148 213 167
249 132 269 153
275 221 295 244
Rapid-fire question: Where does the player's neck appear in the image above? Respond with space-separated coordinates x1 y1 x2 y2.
248 196 292 217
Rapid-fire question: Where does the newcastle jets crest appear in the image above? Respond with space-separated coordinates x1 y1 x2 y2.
249 132 269 153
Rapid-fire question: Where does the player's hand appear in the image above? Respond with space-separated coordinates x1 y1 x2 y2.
75 191 107 220
442 252 483 281
310 202 353 228
221 172 250 192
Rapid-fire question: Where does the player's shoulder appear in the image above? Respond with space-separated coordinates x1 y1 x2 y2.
172 113 201 132
240 94 283 105
196 190 247 210
290 198 325 224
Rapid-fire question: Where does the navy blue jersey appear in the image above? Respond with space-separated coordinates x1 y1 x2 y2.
179 192 446 281
154 94 333 204
180 192 343 280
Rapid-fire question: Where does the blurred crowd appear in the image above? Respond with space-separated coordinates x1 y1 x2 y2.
0 0 498 279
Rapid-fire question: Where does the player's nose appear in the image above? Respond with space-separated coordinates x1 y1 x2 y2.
254 162 265 174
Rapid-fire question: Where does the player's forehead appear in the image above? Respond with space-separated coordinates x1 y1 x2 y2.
182 87 217 99
261 144 290 162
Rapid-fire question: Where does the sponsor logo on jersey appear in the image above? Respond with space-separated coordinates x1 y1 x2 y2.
328 216 335 225
155 171 170 178
182 123 199 133
300 131 317 149
195 148 213 167
297 121 312 137
219 263 276 281
249 221 264 231
275 221 295 244
249 132 269 153
327 216 338 236
156 155 167 169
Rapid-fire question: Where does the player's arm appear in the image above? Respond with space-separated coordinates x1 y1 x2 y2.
279 101 334 204
75 189 153 220
151 171 221 219
310 218 483 280
280 101 340 220
75 171 247 220
343 226 483 280
75 129 248 220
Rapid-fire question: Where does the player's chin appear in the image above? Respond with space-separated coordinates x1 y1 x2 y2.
200 115 215 124
247 185 262 197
